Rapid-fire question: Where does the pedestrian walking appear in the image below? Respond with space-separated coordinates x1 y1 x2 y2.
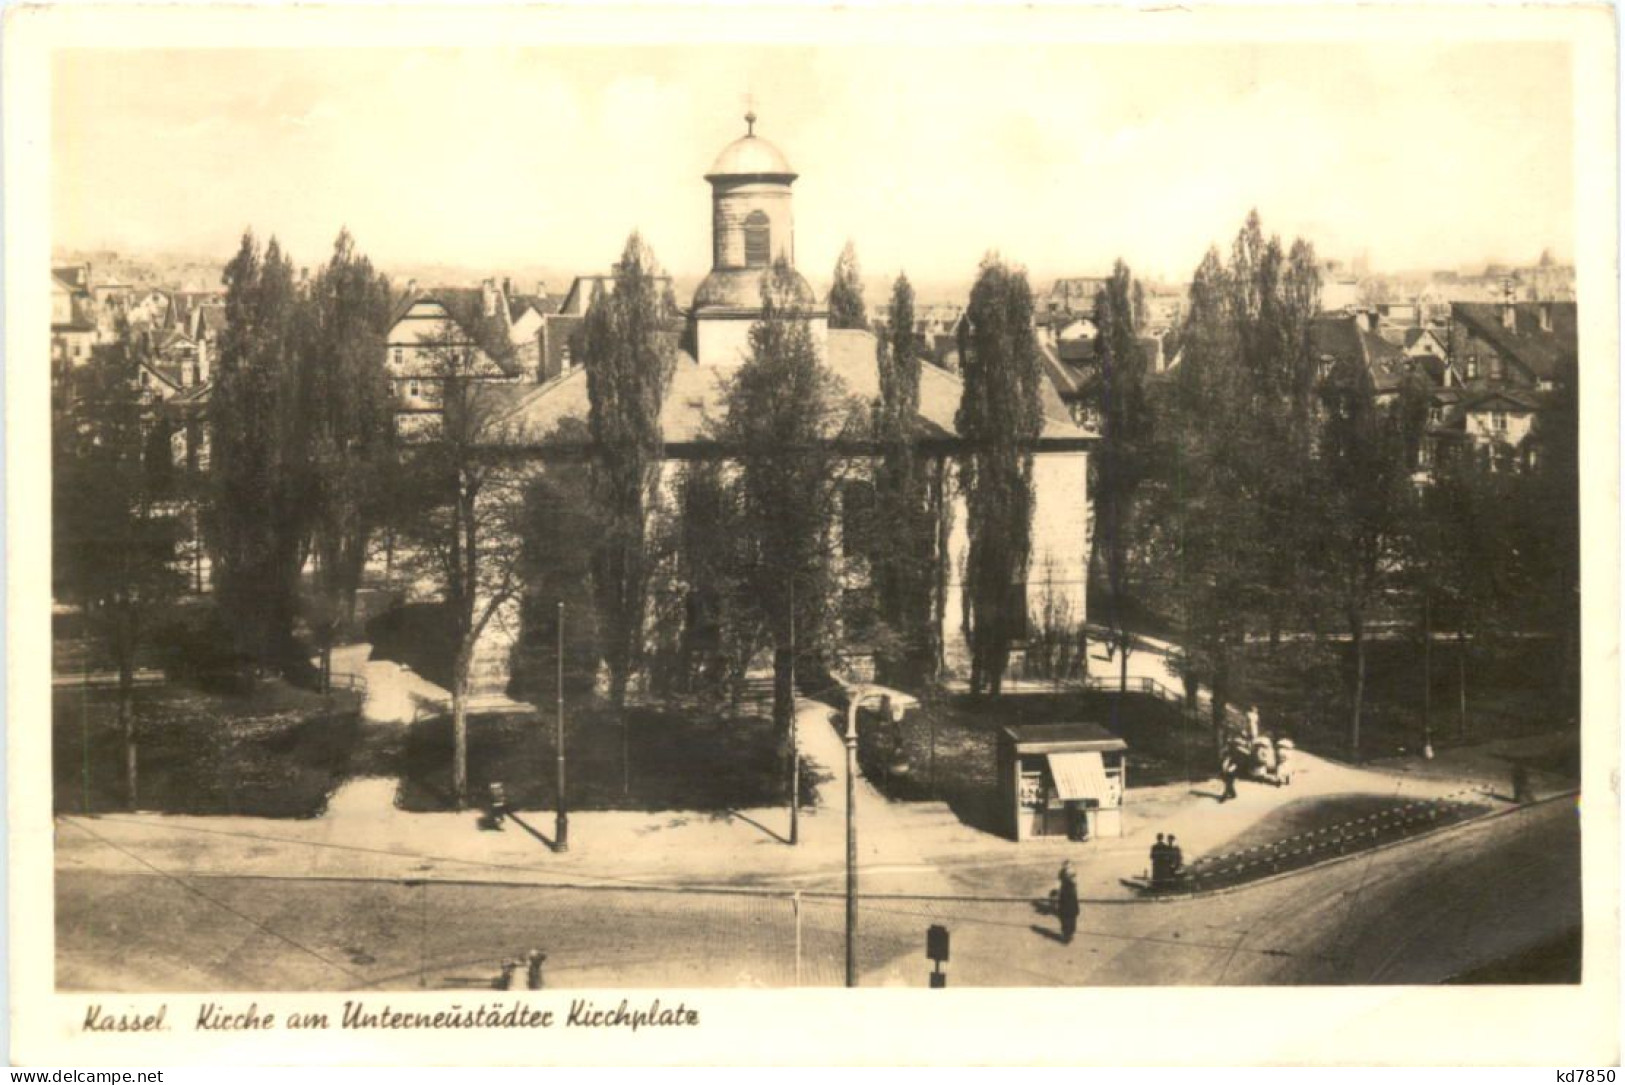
1219 751 1239 803
1056 861 1080 944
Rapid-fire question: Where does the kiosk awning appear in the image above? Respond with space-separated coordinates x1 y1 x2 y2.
1047 751 1109 802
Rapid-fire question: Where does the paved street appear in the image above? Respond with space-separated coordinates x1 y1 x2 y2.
56 797 1579 990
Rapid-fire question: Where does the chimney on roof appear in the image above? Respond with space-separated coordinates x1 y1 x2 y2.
1539 302 1553 333
1501 280 1517 330
536 281 547 299
404 278 417 300
481 279 497 317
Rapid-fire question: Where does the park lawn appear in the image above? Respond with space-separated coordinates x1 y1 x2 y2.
396 700 831 813
858 689 1209 834
1224 636 1577 762
52 680 363 818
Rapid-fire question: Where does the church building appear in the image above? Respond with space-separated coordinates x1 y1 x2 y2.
466 115 1094 693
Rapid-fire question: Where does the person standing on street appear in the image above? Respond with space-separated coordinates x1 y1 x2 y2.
1150 833 1169 885
1219 749 1239 803
1056 861 1080 943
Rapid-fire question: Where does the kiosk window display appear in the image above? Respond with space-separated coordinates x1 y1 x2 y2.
997 723 1129 842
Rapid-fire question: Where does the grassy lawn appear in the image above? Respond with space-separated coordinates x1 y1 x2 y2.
397 700 831 813
1224 637 1577 762
52 680 363 818
858 689 1209 834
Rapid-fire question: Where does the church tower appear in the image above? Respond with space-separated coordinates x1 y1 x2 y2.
691 112 826 365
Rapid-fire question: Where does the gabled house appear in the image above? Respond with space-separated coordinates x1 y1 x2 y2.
1416 300 1576 474
51 270 98 373
1448 299 1576 393
385 281 525 434
1309 312 1415 405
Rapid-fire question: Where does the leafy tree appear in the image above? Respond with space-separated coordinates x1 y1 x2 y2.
300 229 395 688
955 255 1044 695
207 232 309 674
827 240 868 331
53 331 185 806
869 272 945 684
717 259 857 836
391 319 528 807
1153 244 1252 745
666 455 759 702
1317 352 1413 756
513 421 604 708
581 233 676 791
1091 259 1153 713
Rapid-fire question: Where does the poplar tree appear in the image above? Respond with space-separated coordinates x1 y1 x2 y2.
955 255 1044 696
827 241 868 331
582 232 676 791
870 272 941 684
1091 259 1153 712
719 259 854 831
301 229 395 689
208 232 308 673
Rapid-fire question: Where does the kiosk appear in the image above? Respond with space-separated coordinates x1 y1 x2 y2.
997 723 1128 842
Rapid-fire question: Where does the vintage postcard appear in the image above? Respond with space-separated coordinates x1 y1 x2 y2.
7 1 1619 1067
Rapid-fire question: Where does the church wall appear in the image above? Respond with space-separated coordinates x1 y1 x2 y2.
696 313 829 367
712 182 794 269
1028 449 1090 643
939 450 1091 679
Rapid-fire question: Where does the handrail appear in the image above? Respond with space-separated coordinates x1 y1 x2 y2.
1162 786 1494 891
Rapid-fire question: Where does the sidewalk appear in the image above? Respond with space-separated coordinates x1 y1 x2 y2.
54 642 1543 906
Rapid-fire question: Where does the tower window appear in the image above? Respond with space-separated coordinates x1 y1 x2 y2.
743 210 771 267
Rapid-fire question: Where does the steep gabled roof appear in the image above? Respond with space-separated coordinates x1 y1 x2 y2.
1460 387 1544 413
388 290 520 377
487 327 1093 449
1452 302 1577 382
1311 314 1413 394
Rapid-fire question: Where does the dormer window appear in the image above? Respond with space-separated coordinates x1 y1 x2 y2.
743 210 771 267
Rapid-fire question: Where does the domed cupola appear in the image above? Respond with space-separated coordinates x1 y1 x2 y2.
690 112 824 365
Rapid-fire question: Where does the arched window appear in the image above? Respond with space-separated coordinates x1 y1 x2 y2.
743 210 771 267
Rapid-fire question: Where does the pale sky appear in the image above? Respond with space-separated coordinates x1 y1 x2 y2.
52 42 1574 287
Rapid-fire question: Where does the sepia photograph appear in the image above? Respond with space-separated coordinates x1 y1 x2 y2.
8 1 1620 1067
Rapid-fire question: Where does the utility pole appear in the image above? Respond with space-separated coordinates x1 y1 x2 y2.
555 601 569 852
845 700 859 987
1422 591 1434 759
788 577 799 846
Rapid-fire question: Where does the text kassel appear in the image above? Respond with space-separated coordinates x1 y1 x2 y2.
567 998 699 1032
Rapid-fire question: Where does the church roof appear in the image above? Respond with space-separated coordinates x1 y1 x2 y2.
706 117 796 180
692 266 817 311
482 328 1093 450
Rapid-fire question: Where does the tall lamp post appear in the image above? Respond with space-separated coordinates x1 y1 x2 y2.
844 686 909 988
555 601 569 852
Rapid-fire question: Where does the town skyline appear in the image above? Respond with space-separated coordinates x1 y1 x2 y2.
54 41 1574 286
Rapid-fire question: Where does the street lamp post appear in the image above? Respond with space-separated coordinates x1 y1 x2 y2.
555 601 569 852
844 686 908 988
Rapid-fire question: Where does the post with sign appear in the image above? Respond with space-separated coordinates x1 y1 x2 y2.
927 924 950 988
